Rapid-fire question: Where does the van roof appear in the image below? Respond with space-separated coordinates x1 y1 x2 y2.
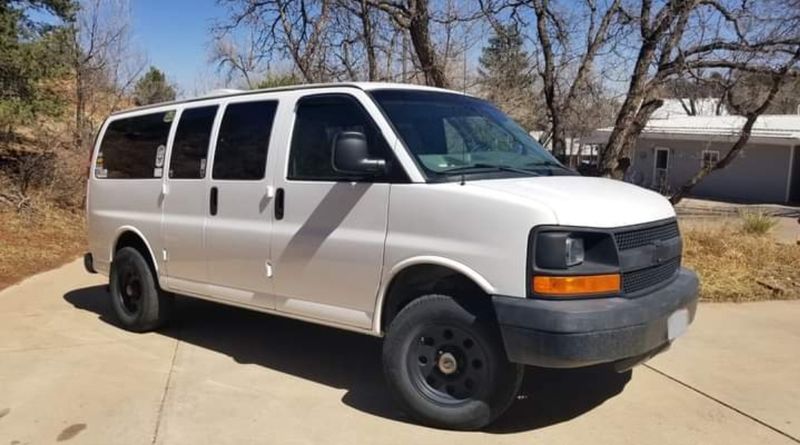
112 82 463 116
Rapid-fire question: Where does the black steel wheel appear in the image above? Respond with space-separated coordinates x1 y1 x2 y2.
409 324 490 403
109 247 172 332
383 294 523 430
116 262 143 316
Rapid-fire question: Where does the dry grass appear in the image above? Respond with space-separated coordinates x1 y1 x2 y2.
682 223 800 302
0 202 85 291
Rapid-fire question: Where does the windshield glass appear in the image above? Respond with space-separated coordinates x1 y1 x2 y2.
371 90 567 180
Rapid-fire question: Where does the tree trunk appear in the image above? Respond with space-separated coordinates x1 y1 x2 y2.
360 0 378 81
599 37 659 177
407 0 449 88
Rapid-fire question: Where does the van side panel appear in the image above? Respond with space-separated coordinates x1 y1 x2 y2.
87 110 178 277
378 182 557 329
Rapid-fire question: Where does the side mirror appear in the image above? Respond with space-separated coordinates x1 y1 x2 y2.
332 131 386 175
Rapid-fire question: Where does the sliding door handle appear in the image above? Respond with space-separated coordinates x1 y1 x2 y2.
210 186 218 216
275 188 284 220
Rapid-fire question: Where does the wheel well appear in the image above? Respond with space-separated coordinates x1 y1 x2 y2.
114 231 157 275
380 264 491 333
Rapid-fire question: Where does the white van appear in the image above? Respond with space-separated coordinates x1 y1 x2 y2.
85 82 698 430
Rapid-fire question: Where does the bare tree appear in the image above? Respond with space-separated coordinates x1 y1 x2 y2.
70 0 146 149
365 0 453 87
211 29 270 88
598 0 800 178
218 0 334 83
216 0 479 86
480 0 625 158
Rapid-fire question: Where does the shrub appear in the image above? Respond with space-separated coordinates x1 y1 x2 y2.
739 210 778 235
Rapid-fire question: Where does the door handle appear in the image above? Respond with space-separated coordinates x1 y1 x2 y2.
210 186 218 216
275 188 284 220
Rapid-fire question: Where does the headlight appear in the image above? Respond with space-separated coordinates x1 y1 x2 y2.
530 229 621 297
565 236 584 267
535 232 586 269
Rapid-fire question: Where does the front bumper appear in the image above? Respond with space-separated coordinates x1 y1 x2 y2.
492 268 699 369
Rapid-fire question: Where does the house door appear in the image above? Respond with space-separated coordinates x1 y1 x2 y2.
653 148 670 192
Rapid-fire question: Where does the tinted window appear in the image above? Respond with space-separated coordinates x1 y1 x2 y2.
170 106 217 179
212 101 277 180
372 90 564 179
96 111 174 179
289 95 397 181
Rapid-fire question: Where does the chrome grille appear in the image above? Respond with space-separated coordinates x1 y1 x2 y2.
614 221 680 251
622 258 681 294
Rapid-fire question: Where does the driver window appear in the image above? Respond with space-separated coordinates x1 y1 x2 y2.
288 95 402 181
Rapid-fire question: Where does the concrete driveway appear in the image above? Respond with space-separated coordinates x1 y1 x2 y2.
1 259 798 444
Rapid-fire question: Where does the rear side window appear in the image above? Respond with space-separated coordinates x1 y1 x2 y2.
212 100 278 180
169 106 218 179
288 95 397 181
96 111 174 179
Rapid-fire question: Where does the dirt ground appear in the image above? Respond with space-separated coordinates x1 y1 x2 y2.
0 208 85 290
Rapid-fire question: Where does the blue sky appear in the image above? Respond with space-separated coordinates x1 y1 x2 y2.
130 0 226 95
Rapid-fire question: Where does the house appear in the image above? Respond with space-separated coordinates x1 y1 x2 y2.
584 115 800 204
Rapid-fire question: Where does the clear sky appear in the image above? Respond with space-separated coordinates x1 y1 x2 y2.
130 0 227 96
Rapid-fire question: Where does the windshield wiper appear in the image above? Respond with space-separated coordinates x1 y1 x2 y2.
524 160 570 170
439 163 541 176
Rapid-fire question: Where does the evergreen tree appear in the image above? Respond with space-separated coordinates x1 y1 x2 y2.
478 24 539 130
0 0 75 136
133 66 176 105
479 25 532 93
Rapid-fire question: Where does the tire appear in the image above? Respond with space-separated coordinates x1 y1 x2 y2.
382 294 523 430
109 247 172 332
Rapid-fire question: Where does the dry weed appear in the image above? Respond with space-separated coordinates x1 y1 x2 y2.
682 224 800 302
0 201 85 290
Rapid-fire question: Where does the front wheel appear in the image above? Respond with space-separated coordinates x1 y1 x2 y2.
382 294 523 430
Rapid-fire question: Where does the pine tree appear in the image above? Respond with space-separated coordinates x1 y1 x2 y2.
478 24 539 129
133 66 177 106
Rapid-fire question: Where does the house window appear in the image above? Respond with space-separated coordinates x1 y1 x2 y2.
701 150 720 170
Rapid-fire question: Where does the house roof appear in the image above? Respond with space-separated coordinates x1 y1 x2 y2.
583 115 800 146
650 98 728 119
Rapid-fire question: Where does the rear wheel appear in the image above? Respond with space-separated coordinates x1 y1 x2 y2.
109 247 172 332
382 294 523 430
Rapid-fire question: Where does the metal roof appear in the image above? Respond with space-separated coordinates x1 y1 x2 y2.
584 115 800 146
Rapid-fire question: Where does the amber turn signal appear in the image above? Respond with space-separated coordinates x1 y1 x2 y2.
533 274 621 296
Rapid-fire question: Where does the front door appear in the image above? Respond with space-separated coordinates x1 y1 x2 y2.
653 147 670 191
270 93 403 329
204 99 279 308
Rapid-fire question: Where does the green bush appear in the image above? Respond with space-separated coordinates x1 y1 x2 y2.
739 210 778 235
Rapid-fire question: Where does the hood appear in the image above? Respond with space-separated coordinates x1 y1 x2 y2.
469 176 676 228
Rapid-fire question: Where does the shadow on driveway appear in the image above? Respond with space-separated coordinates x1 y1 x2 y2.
64 285 631 433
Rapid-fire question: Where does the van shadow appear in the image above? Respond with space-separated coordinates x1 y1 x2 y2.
64 285 631 433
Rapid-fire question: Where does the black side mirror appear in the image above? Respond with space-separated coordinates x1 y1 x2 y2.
332 131 386 175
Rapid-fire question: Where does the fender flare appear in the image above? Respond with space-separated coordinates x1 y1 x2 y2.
110 225 160 273
372 256 496 333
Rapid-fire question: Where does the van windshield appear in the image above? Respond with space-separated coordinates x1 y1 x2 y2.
370 90 570 180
